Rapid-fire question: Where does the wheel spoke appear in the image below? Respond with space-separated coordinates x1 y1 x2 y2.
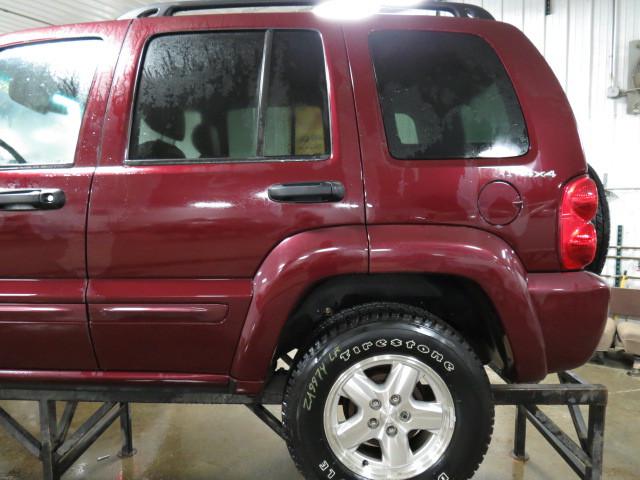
409 400 444 432
381 431 413 468
324 355 458 478
385 362 420 399
336 412 374 450
342 371 379 408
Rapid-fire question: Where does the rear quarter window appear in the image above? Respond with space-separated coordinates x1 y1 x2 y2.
370 30 529 160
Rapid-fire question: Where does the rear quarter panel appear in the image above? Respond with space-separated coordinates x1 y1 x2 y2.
345 16 587 272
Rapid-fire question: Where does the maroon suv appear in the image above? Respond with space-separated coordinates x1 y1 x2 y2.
0 1 610 479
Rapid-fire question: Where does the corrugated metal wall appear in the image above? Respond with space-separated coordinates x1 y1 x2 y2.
0 1 149 33
1 0 639 282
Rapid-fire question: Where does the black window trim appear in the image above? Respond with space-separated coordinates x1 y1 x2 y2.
0 37 103 171
369 29 531 162
124 28 332 167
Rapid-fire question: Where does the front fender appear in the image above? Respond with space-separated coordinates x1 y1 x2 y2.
231 226 368 388
368 225 547 382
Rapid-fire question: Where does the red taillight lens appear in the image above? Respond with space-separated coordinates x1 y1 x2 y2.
559 176 598 270
567 177 598 220
564 223 597 268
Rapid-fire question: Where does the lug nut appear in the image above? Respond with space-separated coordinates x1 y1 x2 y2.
368 418 379 429
390 394 402 406
370 399 382 410
399 411 412 422
386 425 398 436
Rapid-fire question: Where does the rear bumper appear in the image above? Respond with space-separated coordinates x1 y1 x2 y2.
528 272 610 374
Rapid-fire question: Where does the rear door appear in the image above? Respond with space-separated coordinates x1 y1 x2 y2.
0 23 128 370
87 12 363 374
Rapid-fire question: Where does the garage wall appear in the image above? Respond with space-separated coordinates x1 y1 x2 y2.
0 1 149 33
464 0 640 286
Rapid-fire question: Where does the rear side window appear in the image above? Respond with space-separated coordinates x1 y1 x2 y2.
370 31 529 160
0 40 101 167
129 30 330 162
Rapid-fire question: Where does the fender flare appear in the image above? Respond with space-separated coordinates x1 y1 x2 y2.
368 225 547 382
230 226 368 386
231 224 547 390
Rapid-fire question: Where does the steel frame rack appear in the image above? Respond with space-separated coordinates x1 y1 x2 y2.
493 371 607 480
0 379 286 480
119 0 495 21
0 370 606 480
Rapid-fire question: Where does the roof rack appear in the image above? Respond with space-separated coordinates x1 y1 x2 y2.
119 1 495 21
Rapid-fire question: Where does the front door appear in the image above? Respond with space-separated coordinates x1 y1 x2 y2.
88 12 363 374
0 24 127 370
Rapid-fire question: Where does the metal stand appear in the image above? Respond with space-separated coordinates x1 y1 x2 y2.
0 376 287 480
0 371 606 480
628 357 640 377
492 371 607 480
0 400 134 480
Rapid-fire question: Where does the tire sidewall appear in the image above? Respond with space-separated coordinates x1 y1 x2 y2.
287 320 493 480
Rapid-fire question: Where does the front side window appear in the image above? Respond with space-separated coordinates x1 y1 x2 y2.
370 31 529 160
0 40 101 167
129 30 330 162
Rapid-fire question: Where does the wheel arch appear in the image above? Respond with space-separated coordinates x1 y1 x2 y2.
367 225 547 382
231 224 548 392
230 226 369 388
277 273 510 370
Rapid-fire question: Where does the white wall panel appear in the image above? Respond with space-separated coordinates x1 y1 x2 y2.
567 0 593 121
0 1 151 34
482 0 505 21
503 0 525 30
544 0 570 89
523 0 546 53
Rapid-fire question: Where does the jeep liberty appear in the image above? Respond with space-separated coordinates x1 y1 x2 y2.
0 1 610 479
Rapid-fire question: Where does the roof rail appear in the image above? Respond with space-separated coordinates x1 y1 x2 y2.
119 1 495 21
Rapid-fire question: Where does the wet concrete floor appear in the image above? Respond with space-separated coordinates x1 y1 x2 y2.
0 363 638 479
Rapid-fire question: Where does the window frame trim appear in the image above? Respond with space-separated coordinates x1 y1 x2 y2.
368 29 531 162
124 28 332 167
0 37 103 170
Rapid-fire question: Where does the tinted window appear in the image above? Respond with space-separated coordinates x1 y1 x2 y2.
0 40 101 167
129 30 330 162
370 31 529 159
264 31 330 157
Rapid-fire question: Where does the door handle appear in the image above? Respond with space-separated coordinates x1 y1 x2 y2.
268 181 345 203
0 188 66 211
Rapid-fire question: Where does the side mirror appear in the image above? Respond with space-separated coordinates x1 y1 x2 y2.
8 71 51 114
7 71 68 115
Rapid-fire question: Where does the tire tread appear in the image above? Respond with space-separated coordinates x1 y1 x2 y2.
282 302 494 480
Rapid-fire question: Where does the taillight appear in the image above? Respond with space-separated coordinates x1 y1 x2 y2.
559 176 598 270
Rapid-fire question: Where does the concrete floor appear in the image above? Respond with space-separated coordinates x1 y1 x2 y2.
0 363 638 480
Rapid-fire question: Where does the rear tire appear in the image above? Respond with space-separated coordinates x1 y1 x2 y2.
283 303 494 480
586 165 610 275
